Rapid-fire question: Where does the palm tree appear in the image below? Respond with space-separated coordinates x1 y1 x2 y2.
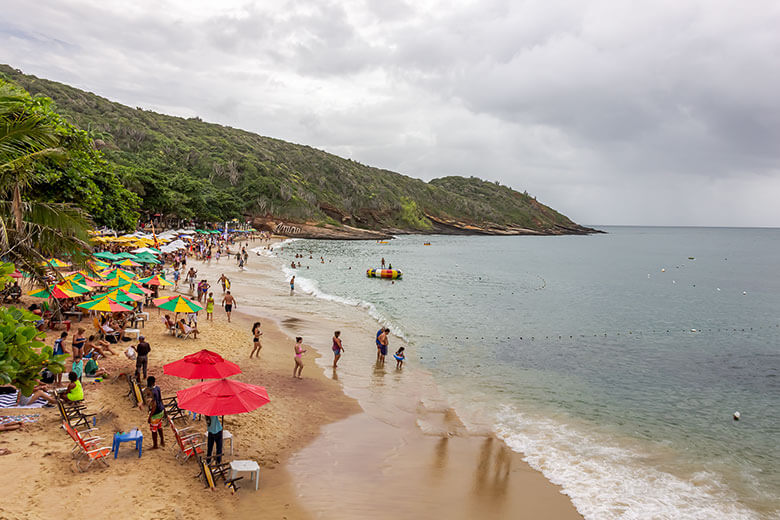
0 82 92 279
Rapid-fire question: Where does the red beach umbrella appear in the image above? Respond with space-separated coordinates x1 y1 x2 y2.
176 379 270 416
163 349 242 380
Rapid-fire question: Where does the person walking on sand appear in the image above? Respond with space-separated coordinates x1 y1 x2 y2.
251 321 263 358
289 276 295 293
219 274 228 293
377 328 390 365
381 257 385 268
206 292 215 321
222 291 236 322
332 330 344 368
293 337 306 378
146 376 165 449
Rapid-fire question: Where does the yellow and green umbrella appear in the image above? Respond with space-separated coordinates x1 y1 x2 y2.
29 286 80 299
101 288 144 303
138 274 173 286
76 297 134 312
43 258 69 268
99 268 136 280
118 280 154 295
113 258 141 267
56 280 91 295
156 295 203 313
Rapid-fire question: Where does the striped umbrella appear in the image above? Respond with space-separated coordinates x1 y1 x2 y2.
29 286 81 299
157 295 203 313
55 280 92 295
152 294 177 306
113 258 141 267
43 258 69 268
138 274 173 286
99 268 136 281
77 298 134 312
101 288 144 303
118 280 154 295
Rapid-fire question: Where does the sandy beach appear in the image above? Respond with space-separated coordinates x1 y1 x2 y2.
0 239 582 520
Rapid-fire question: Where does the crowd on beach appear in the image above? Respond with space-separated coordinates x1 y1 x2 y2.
2 225 407 470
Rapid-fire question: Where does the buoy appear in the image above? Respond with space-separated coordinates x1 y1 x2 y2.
661 268 666 272
733 411 741 421
691 329 697 332
743 291 747 295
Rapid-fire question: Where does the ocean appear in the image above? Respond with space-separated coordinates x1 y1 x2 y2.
246 226 779 519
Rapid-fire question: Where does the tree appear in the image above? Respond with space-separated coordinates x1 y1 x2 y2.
0 81 92 279
0 262 64 395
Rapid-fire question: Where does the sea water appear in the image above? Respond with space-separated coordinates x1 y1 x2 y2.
254 227 780 519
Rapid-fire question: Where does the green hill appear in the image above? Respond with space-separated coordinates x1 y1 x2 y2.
0 64 597 235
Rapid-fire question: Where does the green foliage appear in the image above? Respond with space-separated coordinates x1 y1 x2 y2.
0 65 585 233
0 267 65 394
399 197 432 230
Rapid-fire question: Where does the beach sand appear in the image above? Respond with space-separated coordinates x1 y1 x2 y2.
0 243 582 519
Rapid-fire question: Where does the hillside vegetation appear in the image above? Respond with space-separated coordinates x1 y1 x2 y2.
0 64 595 235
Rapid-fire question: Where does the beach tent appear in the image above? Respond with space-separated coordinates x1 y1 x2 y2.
164 350 241 380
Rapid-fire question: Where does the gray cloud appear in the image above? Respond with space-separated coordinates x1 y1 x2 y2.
1 0 779 226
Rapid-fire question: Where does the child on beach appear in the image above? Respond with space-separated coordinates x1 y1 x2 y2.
293 337 306 379
332 331 344 368
251 322 263 358
206 292 215 321
290 276 295 293
394 347 405 369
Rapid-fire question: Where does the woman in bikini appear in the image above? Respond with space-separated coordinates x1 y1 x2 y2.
71 327 87 359
332 331 344 368
293 337 306 379
250 322 263 358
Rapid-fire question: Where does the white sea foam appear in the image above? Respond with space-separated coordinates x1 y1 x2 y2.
279 265 408 341
495 405 762 520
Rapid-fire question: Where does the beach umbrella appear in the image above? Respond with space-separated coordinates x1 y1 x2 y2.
55 280 91 295
29 286 81 299
118 280 154 295
138 274 173 286
157 295 203 313
100 288 144 303
99 268 136 280
10 270 22 279
152 294 177 306
113 258 142 267
164 349 242 380
176 379 269 416
77 298 134 312
132 247 161 255
93 252 118 260
134 255 161 265
44 258 70 268
113 252 138 260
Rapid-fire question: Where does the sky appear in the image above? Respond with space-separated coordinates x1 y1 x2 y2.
2 0 780 226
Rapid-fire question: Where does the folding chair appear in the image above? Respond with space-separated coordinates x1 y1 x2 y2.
170 417 206 464
56 395 96 429
162 396 188 423
196 453 242 493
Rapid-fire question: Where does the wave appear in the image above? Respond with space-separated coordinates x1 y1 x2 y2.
280 265 408 341
494 405 761 520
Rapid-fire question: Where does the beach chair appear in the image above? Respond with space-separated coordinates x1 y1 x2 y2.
62 420 103 458
56 395 96 429
162 396 188 423
177 322 196 340
64 420 111 471
126 374 145 407
195 453 242 493
170 417 205 463
92 317 103 339
161 316 178 336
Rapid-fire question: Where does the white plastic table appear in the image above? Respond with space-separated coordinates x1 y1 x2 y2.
230 459 260 491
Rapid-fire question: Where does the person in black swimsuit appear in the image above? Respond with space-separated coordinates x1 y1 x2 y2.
72 327 87 359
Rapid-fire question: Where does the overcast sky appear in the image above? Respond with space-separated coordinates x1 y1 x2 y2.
2 0 779 226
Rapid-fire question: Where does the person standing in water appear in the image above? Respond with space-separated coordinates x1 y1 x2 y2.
332 331 344 368
377 328 389 365
251 322 263 358
222 291 236 323
289 276 295 293
394 347 405 369
293 337 306 378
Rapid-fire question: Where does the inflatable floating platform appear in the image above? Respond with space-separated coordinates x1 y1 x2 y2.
366 268 402 279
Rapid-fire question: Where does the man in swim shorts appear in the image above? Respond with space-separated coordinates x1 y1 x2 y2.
222 291 236 323
377 328 389 365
